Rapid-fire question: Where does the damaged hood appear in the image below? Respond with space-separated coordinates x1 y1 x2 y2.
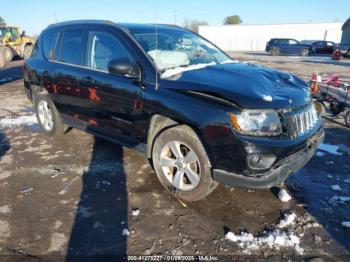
162 63 311 109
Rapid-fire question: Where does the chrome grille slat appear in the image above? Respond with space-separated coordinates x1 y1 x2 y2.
288 105 319 138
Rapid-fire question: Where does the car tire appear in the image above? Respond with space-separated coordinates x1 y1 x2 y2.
300 49 309 57
0 51 5 69
344 110 350 128
270 47 280 56
1 47 13 62
152 125 218 202
330 102 343 116
35 94 66 137
23 45 33 60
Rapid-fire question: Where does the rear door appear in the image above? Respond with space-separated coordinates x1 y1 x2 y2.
326 41 335 54
314 41 327 54
52 29 89 118
286 39 300 55
79 28 145 143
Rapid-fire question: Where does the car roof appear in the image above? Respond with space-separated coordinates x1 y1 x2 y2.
271 38 297 40
47 20 183 32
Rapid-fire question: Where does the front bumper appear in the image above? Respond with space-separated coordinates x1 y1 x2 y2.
213 127 324 189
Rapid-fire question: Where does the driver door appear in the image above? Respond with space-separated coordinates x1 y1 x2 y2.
79 29 144 143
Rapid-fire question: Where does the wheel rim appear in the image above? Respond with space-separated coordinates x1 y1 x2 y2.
302 49 308 56
159 141 201 191
313 101 324 115
4 50 11 60
37 100 54 131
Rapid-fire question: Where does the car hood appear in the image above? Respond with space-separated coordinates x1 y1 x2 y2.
162 62 311 109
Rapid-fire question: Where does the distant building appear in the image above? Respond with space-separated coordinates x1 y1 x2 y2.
199 22 343 51
341 18 350 44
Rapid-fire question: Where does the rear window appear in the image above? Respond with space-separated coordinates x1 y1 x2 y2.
42 30 59 59
59 30 84 65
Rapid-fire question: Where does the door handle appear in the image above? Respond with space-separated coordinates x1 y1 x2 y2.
83 76 95 85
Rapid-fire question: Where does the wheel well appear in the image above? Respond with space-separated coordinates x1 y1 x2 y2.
146 114 213 167
146 114 178 158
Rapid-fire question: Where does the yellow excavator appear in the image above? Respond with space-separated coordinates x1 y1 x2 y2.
0 24 35 63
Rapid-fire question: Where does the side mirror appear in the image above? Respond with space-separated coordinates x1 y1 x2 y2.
108 58 141 79
21 30 25 37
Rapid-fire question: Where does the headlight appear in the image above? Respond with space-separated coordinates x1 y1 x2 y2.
229 110 282 136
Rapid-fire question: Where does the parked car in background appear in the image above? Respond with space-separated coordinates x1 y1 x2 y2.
24 20 324 201
266 38 310 56
308 41 337 55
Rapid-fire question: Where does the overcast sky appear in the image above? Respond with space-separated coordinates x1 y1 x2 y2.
2 0 350 35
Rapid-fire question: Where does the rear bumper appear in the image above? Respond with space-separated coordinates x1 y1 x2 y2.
213 128 324 189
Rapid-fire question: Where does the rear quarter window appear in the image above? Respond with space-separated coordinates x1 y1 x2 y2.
58 30 85 65
42 30 59 59
30 40 39 58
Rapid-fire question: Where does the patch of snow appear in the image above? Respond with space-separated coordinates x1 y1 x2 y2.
225 213 303 254
278 189 292 202
0 114 38 129
277 213 297 228
0 205 11 214
122 228 130 236
316 151 325 157
318 143 342 155
331 185 342 191
161 62 216 78
341 221 350 228
326 161 334 165
132 208 140 216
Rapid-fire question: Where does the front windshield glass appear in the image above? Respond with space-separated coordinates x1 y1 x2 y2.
0 28 8 38
129 27 231 72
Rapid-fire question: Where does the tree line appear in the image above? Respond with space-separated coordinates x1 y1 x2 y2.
183 15 242 33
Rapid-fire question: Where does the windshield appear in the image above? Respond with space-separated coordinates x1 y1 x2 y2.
129 27 231 72
0 28 8 38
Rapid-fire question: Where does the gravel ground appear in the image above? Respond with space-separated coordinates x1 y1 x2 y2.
0 56 349 261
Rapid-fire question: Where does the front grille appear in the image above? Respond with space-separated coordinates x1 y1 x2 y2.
287 105 319 139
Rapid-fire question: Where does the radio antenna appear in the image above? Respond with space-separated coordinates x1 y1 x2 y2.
155 0 159 90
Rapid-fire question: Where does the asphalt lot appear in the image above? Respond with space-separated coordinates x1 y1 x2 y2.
0 54 350 260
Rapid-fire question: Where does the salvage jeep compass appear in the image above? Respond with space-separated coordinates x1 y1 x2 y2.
23 20 324 201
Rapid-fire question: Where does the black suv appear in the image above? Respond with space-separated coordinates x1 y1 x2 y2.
24 20 324 201
266 38 310 56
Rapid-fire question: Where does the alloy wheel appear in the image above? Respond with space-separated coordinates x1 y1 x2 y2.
159 140 201 191
37 100 54 131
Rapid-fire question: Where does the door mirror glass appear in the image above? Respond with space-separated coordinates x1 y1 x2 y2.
108 58 141 79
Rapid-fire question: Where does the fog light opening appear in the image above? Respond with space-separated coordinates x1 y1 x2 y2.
247 154 276 170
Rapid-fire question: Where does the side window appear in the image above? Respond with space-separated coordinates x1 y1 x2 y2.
59 30 84 65
280 39 288 45
10 28 18 40
288 40 298 45
30 41 39 58
87 31 132 71
315 42 323 46
42 30 59 59
327 42 334 46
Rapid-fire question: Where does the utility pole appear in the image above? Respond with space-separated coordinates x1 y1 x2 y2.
173 10 178 25
54 12 58 23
